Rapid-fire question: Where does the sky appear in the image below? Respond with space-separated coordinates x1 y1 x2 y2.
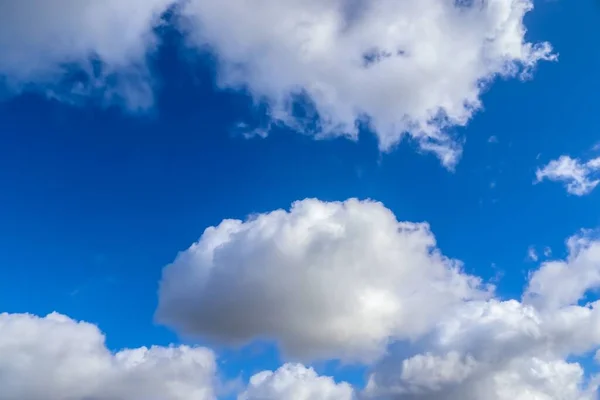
2 0 600 399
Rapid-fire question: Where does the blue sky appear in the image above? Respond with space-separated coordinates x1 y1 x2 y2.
2 1 600 399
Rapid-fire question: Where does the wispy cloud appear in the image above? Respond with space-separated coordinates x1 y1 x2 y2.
535 155 600 196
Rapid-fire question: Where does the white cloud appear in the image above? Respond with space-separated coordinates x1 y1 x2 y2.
364 230 600 399
9 200 600 400
180 0 554 166
156 198 488 363
241 299 600 399
239 363 354 400
155 199 600 399
365 298 600 399
0 0 174 109
0 1 553 166
536 155 600 196
0 312 216 400
525 231 600 310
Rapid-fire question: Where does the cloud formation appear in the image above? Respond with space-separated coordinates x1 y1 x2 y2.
365 298 600 399
536 155 600 196
240 363 354 400
525 231 600 310
0 0 173 109
180 0 554 166
0 0 552 165
6 200 600 400
0 312 216 400
156 198 488 363
156 199 600 399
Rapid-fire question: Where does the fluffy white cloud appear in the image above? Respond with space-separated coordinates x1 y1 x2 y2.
239 363 354 400
0 0 173 108
156 198 488 363
11 199 600 400
525 231 600 310
0 0 553 166
0 312 216 400
155 199 600 399
365 298 600 399
536 155 600 196
365 230 600 399
180 0 554 166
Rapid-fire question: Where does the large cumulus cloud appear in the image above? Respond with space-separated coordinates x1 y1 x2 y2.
156 198 488 363
5 200 600 399
0 0 553 164
0 312 216 400
157 200 600 399
180 0 554 165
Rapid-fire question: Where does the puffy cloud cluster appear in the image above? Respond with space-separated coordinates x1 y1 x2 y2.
0 312 216 400
240 363 354 400
0 0 553 164
536 155 600 196
156 198 488 363
366 298 600 399
7 200 600 400
525 231 600 310
156 199 600 400
180 0 554 165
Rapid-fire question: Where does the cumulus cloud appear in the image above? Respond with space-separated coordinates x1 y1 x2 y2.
364 298 600 399
10 199 600 400
365 230 600 399
525 231 600 310
239 363 354 400
0 0 553 166
536 155 600 196
0 312 216 400
180 0 554 166
155 199 600 399
242 300 600 400
0 0 174 108
241 299 600 400
156 198 488 363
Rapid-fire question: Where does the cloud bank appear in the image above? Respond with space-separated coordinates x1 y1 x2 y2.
6 200 600 399
0 312 216 400
0 0 553 165
155 199 600 400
